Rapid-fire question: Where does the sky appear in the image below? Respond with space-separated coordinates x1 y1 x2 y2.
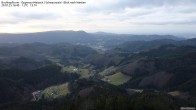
0 0 196 35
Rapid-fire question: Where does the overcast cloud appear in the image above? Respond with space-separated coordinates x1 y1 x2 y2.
0 0 196 35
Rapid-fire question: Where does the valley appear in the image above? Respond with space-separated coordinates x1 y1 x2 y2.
0 31 196 110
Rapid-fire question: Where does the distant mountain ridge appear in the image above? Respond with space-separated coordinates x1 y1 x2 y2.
0 31 184 49
118 38 196 52
0 31 93 44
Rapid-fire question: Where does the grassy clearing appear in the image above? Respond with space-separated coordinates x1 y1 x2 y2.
106 72 131 86
61 66 90 78
99 66 116 76
168 91 190 99
168 91 181 97
41 83 70 100
61 66 78 73
78 69 90 78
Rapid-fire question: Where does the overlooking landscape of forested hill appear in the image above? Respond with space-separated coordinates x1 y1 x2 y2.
0 31 195 110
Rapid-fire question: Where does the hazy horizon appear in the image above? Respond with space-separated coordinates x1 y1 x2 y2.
0 30 196 38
